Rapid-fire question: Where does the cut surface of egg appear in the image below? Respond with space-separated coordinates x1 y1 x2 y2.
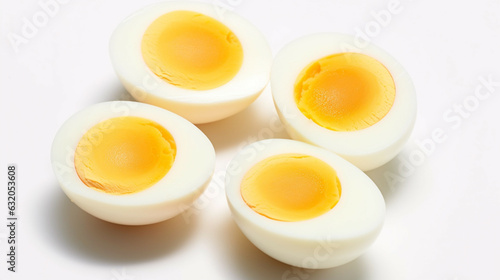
240 153 341 222
110 1 272 124
51 101 215 225
272 33 416 171
226 139 385 269
74 116 177 195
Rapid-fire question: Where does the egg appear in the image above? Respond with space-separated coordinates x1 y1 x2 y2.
225 139 385 269
271 33 417 171
51 101 215 225
109 1 272 124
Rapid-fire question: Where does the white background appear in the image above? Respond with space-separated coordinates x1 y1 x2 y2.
1 0 500 279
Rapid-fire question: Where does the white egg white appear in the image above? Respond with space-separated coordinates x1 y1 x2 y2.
225 139 385 269
271 33 416 171
109 1 272 124
51 101 215 225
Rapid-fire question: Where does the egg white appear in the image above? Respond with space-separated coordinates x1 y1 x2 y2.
271 33 417 171
109 1 273 124
225 139 385 268
51 101 215 225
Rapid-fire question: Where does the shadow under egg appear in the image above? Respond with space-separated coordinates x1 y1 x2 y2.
104 81 136 102
196 105 262 152
216 217 290 280
215 217 370 280
196 103 290 153
41 183 199 265
365 155 403 203
364 147 436 219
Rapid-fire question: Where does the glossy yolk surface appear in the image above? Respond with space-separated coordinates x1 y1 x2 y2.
141 10 243 90
294 52 395 131
241 154 341 222
74 116 176 195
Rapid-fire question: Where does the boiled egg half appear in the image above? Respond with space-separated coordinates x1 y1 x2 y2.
110 1 272 124
225 139 385 268
51 101 215 225
271 33 416 170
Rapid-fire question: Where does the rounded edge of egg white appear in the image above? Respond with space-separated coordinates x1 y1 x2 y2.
109 1 273 124
271 33 417 171
225 139 385 269
51 101 216 225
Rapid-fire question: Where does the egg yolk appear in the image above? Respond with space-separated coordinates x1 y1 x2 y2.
141 10 244 90
241 154 341 222
294 52 396 131
74 116 176 195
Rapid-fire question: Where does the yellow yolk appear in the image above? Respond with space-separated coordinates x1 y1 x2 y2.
74 116 176 195
241 154 341 222
141 10 244 90
294 52 396 131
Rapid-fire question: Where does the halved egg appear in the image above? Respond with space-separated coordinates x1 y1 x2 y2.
51 101 215 225
109 1 272 124
225 139 385 268
271 33 416 171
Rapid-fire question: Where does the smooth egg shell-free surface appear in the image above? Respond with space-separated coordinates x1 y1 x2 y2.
226 139 385 268
109 1 272 124
271 33 416 171
51 101 215 225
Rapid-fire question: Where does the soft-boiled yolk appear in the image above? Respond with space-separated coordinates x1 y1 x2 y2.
141 10 243 90
241 154 341 222
74 117 176 195
294 52 396 131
